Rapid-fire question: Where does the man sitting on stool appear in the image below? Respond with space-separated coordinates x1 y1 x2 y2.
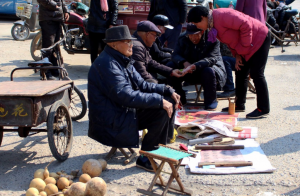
88 25 180 172
168 24 226 110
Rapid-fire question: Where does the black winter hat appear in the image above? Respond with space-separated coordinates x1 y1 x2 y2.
137 20 162 35
152 15 174 29
103 25 136 43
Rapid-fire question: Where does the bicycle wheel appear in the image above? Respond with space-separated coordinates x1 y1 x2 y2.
30 31 42 61
47 100 73 162
11 24 30 41
70 86 87 121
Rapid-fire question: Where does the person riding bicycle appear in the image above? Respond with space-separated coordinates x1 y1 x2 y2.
37 0 69 80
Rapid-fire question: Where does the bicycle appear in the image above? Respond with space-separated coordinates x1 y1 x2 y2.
28 28 87 121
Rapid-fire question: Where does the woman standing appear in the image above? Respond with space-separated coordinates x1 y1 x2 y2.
87 0 118 63
188 6 271 119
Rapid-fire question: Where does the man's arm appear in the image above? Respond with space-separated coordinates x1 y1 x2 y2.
148 58 173 78
132 45 155 80
37 0 57 10
150 41 171 61
93 61 163 109
177 0 187 24
109 0 119 26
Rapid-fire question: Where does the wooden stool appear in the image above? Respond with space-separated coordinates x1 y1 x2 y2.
186 84 204 105
137 144 195 196
105 147 137 165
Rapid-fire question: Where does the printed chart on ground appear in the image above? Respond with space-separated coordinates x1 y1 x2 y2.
175 110 239 126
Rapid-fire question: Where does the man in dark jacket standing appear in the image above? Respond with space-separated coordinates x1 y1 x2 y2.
147 0 187 49
132 21 184 84
88 26 180 172
37 0 69 80
87 0 118 63
168 24 226 110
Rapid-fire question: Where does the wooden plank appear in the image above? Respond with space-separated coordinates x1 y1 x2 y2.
119 148 130 159
195 145 244 150
139 150 178 164
0 81 73 96
199 161 253 167
147 159 165 192
137 189 162 196
105 147 117 160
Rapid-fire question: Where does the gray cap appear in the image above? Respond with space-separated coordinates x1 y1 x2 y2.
137 20 162 35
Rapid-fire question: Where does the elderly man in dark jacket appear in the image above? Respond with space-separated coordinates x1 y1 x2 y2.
132 20 183 83
37 0 69 80
147 0 187 49
88 25 180 172
168 24 226 110
87 0 118 63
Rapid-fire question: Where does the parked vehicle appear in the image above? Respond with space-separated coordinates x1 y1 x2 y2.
11 0 40 41
30 5 90 61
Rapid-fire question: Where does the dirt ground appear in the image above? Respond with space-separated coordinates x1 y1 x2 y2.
1 4 300 195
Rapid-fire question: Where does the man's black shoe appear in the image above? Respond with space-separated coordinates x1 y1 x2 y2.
246 109 269 119
222 105 245 112
217 90 235 98
136 157 154 172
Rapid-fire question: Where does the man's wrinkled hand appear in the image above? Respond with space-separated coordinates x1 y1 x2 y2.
64 13 70 21
171 92 180 109
163 99 173 118
182 64 196 74
235 54 243 71
183 61 191 69
172 69 185 77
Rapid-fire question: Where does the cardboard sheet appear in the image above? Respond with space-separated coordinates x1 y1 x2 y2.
182 139 276 174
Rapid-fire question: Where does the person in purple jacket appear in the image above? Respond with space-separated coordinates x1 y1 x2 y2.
236 0 267 24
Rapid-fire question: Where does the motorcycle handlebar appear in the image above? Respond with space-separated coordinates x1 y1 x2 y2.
40 28 80 52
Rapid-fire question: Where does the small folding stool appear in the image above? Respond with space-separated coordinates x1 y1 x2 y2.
105 147 137 165
137 144 195 196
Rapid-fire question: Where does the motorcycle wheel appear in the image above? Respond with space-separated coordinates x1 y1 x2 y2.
30 31 43 61
11 24 30 41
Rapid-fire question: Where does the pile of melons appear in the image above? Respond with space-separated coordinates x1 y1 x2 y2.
26 159 107 196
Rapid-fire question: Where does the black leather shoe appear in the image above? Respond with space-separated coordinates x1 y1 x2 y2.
136 157 154 172
246 109 269 119
222 105 245 112
217 90 235 98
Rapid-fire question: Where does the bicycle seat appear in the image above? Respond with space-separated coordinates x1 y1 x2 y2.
285 9 298 17
28 57 53 67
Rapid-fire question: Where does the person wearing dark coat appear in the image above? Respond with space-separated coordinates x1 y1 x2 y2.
131 21 184 83
37 0 69 80
87 0 118 63
147 0 187 49
168 24 226 110
88 25 180 172
150 15 174 65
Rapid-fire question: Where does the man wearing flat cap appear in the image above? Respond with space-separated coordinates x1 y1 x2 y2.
88 25 180 172
131 20 184 84
168 24 227 110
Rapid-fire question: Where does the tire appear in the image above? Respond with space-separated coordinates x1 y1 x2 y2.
47 100 73 162
70 86 87 121
11 24 30 41
0 127 3 147
30 31 43 61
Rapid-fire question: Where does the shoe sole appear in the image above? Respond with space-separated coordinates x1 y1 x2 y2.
246 113 269 119
222 109 245 112
136 164 154 172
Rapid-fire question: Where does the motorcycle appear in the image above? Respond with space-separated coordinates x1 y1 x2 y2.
30 2 90 61
12 0 40 41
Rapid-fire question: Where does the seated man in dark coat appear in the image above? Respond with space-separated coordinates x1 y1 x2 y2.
149 15 174 65
88 25 180 172
168 24 226 110
132 20 183 84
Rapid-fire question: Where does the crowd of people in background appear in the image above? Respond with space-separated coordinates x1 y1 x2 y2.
37 0 297 171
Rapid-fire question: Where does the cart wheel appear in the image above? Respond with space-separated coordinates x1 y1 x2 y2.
0 127 3 147
70 86 87 121
11 24 30 41
47 100 73 162
30 31 42 61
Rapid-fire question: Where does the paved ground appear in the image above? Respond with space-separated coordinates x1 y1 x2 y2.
0 2 300 195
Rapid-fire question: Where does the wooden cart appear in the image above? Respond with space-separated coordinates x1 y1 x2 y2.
0 68 74 161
